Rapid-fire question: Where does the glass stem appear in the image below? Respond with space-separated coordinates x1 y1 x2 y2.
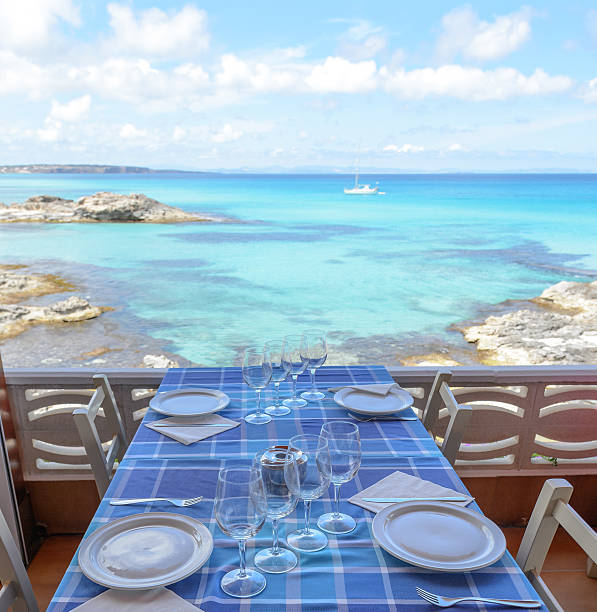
304 499 312 534
333 483 341 517
310 368 316 392
238 539 247 578
274 381 280 407
256 389 262 415
271 517 280 554
292 374 298 400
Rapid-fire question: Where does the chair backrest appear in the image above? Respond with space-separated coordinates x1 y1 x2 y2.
516 478 597 612
73 375 128 498
422 369 472 466
0 509 38 612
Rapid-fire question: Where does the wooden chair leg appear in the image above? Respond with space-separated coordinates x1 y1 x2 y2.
587 556 597 578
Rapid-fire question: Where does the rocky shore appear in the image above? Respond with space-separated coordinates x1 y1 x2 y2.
0 265 182 367
459 280 597 365
0 192 229 223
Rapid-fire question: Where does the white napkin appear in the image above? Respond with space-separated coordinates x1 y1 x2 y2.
146 413 239 445
328 383 398 395
73 587 204 610
349 470 473 514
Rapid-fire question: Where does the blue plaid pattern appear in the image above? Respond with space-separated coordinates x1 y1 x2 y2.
48 366 547 611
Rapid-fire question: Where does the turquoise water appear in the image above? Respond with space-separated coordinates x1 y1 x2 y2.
1 173 596 365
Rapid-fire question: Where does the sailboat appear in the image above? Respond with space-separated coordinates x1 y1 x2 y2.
344 155 380 194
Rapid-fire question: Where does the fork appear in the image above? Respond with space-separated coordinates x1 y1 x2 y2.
110 496 203 507
415 587 541 608
351 415 418 422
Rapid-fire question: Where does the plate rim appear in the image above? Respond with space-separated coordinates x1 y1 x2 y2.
371 501 506 572
334 387 413 415
78 511 214 590
149 387 230 417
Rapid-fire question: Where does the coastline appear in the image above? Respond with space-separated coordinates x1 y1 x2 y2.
2 262 595 368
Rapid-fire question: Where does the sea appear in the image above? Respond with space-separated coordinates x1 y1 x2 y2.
1 173 596 368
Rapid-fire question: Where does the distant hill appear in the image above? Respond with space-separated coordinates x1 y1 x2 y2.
0 164 153 174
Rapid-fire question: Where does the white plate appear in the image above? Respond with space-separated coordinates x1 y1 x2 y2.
372 501 505 571
149 388 229 417
78 512 213 590
334 387 413 415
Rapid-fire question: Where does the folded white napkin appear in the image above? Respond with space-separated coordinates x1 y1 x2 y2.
73 587 204 610
328 383 398 395
146 413 239 445
349 470 473 514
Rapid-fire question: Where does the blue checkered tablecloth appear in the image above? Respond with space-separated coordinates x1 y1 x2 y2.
48 366 547 611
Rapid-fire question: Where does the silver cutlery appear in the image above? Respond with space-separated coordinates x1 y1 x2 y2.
152 422 231 427
351 415 418 422
110 496 203 507
361 497 471 503
415 587 541 608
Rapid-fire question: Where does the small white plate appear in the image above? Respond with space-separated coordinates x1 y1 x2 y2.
149 388 230 417
334 387 413 415
372 501 506 572
78 512 213 590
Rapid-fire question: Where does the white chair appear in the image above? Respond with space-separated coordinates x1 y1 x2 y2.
0 509 38 612
73 375 128 498
516 478 597 612
421 369 472 466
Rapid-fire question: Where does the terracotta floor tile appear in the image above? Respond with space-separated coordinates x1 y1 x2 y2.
27 535 81 611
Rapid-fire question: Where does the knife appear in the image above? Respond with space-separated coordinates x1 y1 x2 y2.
361 496 471 503
151 422 235 427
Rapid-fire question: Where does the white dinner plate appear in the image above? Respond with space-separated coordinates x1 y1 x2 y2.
149 388 230 417
334 387 413 415
78 512 213 590
372 501 506 571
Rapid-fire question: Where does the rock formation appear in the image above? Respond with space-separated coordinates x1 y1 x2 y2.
0 266 74 303
460 280 597 365
0 192 227 223
0 296 107 339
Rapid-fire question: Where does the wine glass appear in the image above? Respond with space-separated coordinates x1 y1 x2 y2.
253 446 298 573
300 330 327 401
317 421 361 534
284 434 331 552
214 466 267 598
242 347 272 424
281 335 307 409
264 341 291 416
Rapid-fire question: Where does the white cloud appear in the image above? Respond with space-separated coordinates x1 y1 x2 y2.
0 0 80 52
215 54 301 92
211 124 243 143
37 121 62 142
49 94 91 122
107 3 209 58
338 20 387 60
383 143 424 153
119 123 148 139
437 7 532 62
306 57 378 93
447 143 466 152
380 65 572 101
172 126 186 142
581 77 597 103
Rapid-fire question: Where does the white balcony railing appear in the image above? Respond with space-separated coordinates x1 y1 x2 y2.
4 366 597 480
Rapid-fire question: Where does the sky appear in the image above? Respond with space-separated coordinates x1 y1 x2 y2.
1 1 597 172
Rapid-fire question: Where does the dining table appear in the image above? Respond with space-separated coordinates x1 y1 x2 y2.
47 365 547 611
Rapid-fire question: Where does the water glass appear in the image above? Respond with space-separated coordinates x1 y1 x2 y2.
281 335 307 409
214 466 267 598
242 347 272 424
317 421 361 534
284 434 332 552
300 330 327 401
253 446 298 573
264 341 291 416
